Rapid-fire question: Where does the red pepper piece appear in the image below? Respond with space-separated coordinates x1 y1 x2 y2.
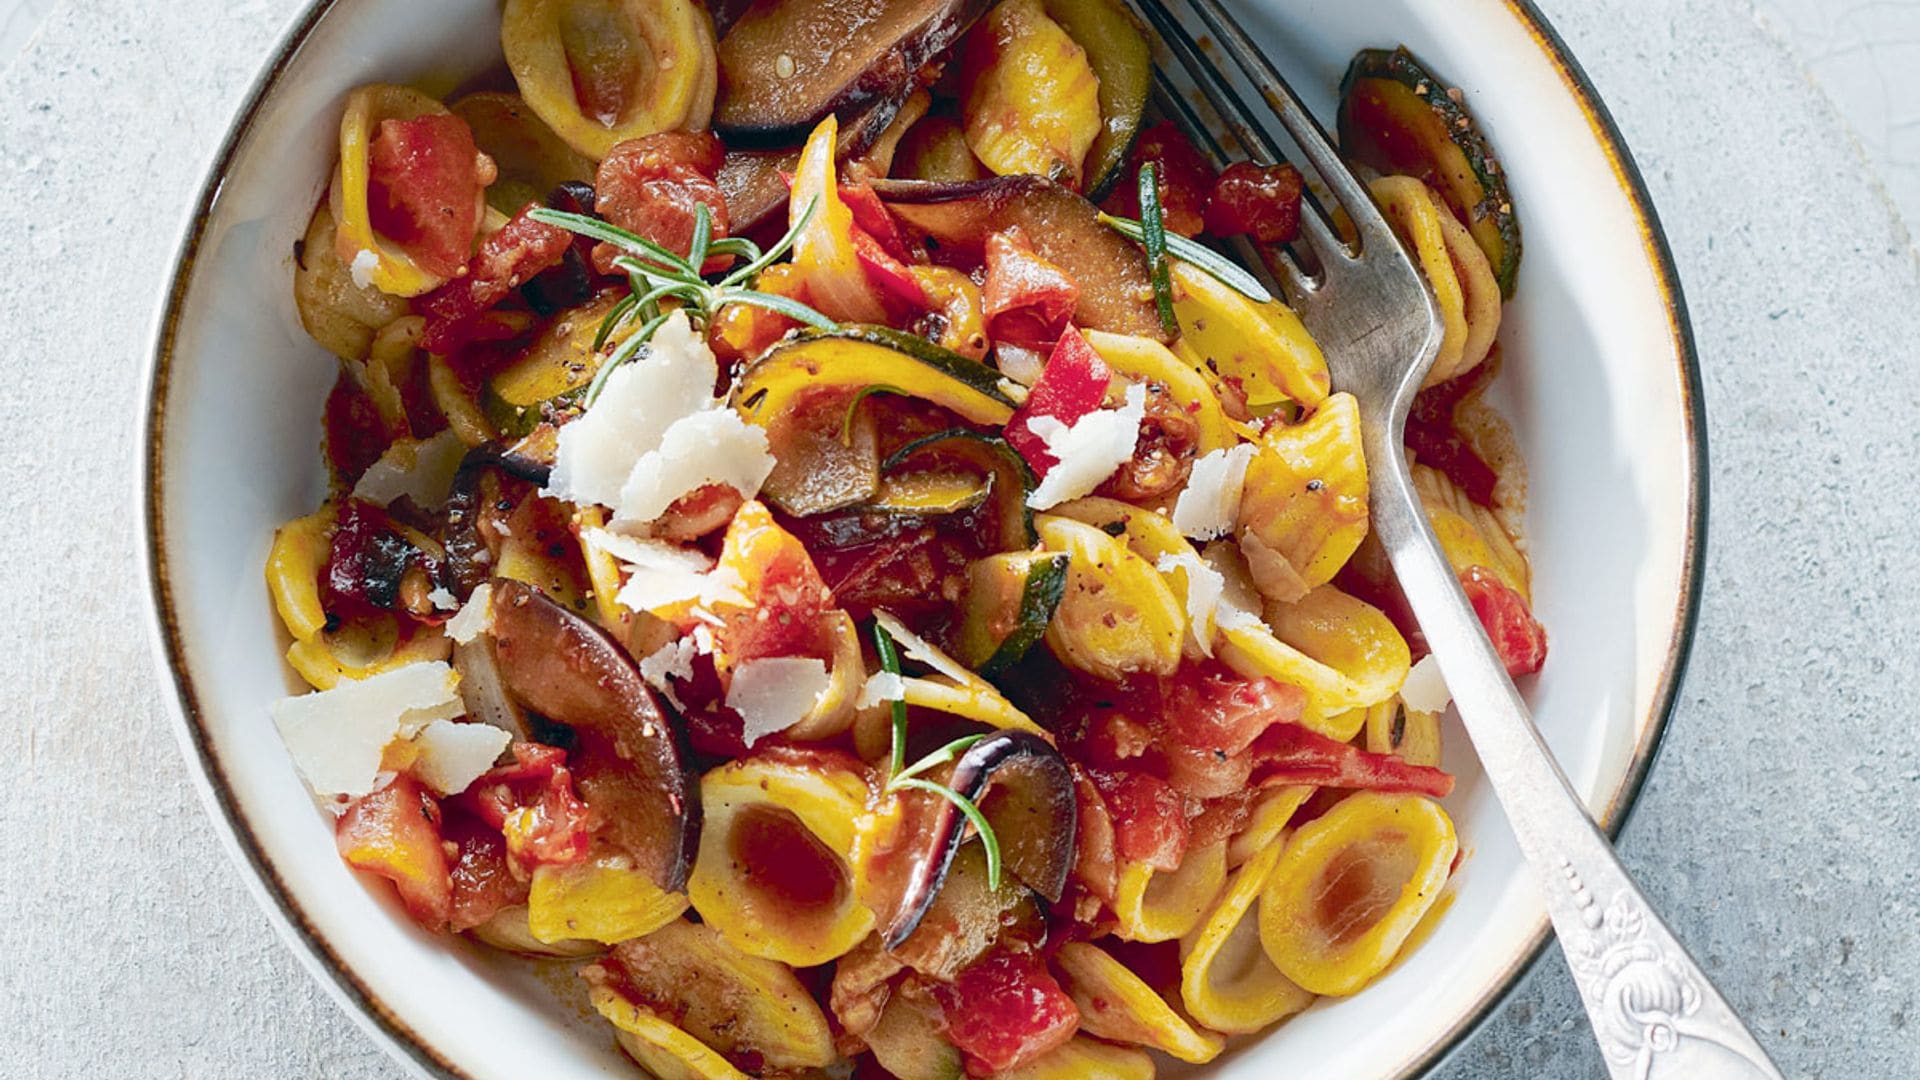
1003 327 1111 476
1248 723 1455 798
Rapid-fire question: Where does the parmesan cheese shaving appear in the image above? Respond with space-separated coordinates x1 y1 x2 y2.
726 657 830 747
427 586 459 612
351 430 467 511
583 528 750 615
1026 383 1147 510
545 311 772 526
858 671 908 709
271 661 463 799
1171 443 1256 540
873 610 973 685
1400 654 1452 714
409 720 511 796
639 637 698 702
349 249 379 289
445 583 493 644
1201 540 1266 632
1157 552 1226 657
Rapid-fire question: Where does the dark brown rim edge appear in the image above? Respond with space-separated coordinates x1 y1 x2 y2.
134 1 1705 1078
136 0 460 1076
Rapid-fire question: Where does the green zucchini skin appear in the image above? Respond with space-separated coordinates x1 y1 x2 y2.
979 552 1072 679
1041 0 1153 202
883 428 1038 552
1338 46 1522 297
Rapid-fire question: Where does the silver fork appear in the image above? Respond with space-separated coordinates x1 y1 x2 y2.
1136 2 1783 1076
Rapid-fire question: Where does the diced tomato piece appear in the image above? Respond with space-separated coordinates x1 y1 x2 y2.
933 949 1080 1076
710 503 837 670
1405 362 1501 506
323 499 431 620
592 131 730 273
323 373 395 484
1157 659 1305 756
1003 327 1112 475
455 742 596 874
1461 565 1547 676
851 225 929 316
1099 121 1215 237
366 113 489 278
1204 161 1304 244
337 774 453 931
443 805 528 933
981 227 1079 350
1248 723 1454 798
1087 768 1189 872
414 206 574 352
786 511 979 625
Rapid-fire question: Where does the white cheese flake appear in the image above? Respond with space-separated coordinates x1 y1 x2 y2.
409 720 511 796
352 430 467 511
270 661 463 799
427 586 459 612
349 248 379 289
858 671 908 709
1026 383 1147 510
1400 654 1452 714
445 583 494 644
638 637 698 705
873 610 973 685
1171 443 1256 540
726 657 830 747
545 312 774 527
1201 540 1266 632
1157 552 1226 657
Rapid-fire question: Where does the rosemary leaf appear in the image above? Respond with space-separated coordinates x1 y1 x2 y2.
889 734 987 785
1139 163 1180 337
890 778 1002 891
687 203 714 273
528 208 700 282
583 310 673 406
722 197 818 288
1097 212 1274 304
592 292 640 351
873 621 909 780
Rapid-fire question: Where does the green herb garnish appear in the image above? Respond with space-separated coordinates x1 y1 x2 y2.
870 620 1003 889
1138 162 1180 337
1097 210 1275 305
529 199 840 406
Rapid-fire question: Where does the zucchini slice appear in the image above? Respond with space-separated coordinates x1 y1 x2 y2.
883 428 1038 551
1338 47 1521 297
956 551 1072 676
1041 0 1152 201
867 469 993 515
734 325 1017 429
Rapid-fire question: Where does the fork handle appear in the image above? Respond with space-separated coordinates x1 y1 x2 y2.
1366 439 1781 1080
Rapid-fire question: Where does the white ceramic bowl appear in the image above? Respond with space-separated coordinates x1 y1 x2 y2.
141 1 1703 1076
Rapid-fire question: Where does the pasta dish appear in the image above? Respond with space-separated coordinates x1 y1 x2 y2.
265 0 1544 1075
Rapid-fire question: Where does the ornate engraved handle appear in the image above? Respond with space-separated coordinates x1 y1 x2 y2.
1366 437 1781 1080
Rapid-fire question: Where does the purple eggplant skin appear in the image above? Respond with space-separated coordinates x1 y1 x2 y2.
883 731 1077 948
713 0 990 146
519 182 599 316
441 444 552 600
486 579 701 893
871 176 1170 341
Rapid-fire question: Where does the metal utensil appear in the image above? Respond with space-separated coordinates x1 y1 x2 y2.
1131 2 1782 1075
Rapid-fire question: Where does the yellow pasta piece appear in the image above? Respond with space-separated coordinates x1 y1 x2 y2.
292 206 410 362
467 904 603 958
1171 262 1329 410
1180 839 1315 1034
585 920 835 1078
1226 784 1313 869
427 354 495 448
1057 942 1224 1064
1369 176 1469 386
1052 497 1215 656
961 0 1103 186
1258 792 1457 996
688 755 876 966
501 0 717 160
1431 196 1502 381
1113 841 1228 943
783 611 866 742
1263 584 1411 716
284 619 451 691
1001 1036 1156 1079
330 84 465 297
1214 621 1369 737
527 856 689 945
1084 330 1236 453
1038 514 1184 680
448 90 595 215
266 505 335 643
1412 463 1530 601
1238 392 1369 591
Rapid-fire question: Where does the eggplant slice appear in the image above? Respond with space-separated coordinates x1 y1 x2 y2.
883 731 1077 947
441 443 553 600
873 176 1169 341
487 579 700 892
714 0 990 145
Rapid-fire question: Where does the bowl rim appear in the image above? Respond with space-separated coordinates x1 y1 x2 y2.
136 0 1705 1075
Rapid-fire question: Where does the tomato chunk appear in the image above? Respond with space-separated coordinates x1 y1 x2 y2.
455 742 596 874
1405 362 1501 507
981 227 1079 350
1248 723 1454 798
443 805 529 933
1461 565 1547 676
322 499 434 620
1157 658 1305 756
1003 327 1111 476
592 131 730 273
1087 768 1189 872
710 502 837 670
1205 160 1304 244
323 373 395 484
337 774 452 931
933 948 1080 1076
414 205 574 352
367 113 489 278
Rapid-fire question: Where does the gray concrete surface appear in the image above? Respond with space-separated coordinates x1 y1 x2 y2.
0 0 1913 1077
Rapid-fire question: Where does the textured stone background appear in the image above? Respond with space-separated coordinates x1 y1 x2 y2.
1 1 1914 1077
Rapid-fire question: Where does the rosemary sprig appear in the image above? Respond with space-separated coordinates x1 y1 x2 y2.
871 621 1004 889
1139 162 1180 337
1097 210 1275 305
527 198 840 406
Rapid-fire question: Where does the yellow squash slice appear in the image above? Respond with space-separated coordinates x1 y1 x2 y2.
1259 792 1457 996
1180 839 1315 1033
